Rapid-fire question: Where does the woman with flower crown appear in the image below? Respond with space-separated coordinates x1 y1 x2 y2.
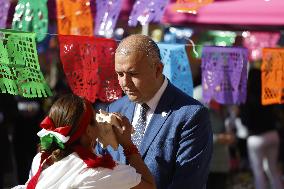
12 94 156 189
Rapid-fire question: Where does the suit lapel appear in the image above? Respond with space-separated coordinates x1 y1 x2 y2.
113 98 135 164
140 83 175 157
123 98 135 122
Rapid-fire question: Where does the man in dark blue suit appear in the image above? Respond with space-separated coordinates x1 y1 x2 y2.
105 34 213 189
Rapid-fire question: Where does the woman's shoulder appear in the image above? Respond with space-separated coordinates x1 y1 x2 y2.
76 162 140 180
72 162 141 189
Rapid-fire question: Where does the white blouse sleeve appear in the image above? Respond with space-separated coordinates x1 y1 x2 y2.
29 153 42 178
72 163 141 189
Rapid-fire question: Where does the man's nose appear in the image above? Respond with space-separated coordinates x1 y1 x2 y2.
121 74 131 87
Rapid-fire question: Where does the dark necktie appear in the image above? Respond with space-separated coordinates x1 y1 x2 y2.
132 103 150 147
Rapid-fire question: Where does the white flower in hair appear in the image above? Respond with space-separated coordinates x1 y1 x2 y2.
37 129 70 143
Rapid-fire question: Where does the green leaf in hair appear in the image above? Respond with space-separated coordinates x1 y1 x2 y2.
40 134 65 150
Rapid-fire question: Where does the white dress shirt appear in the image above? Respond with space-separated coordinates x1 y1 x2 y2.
132 78 168 132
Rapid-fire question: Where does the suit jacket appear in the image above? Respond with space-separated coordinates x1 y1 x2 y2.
103 82 213 189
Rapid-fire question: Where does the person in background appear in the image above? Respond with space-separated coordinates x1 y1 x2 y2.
193 86 235 189
225 105 249 172
240 68 283 189
206 101 235 189
12 94 155 189
101 34 213 189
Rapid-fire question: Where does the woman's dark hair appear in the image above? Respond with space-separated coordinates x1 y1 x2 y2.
41 94 88 163
49 94 85 136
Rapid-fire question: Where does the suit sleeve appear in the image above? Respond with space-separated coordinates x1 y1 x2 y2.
168 107 213 189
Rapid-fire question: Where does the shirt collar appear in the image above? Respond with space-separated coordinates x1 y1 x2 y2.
145 77 168 111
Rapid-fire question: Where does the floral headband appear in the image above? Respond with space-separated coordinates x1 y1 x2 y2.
37 99 93 150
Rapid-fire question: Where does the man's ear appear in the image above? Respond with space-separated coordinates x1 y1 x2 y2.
156 61 164 76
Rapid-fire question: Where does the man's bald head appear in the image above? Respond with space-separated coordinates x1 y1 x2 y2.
116 34 161 61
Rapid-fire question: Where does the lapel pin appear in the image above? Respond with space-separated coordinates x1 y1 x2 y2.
162 112 167 117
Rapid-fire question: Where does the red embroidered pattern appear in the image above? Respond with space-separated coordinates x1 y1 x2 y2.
58 35 122 102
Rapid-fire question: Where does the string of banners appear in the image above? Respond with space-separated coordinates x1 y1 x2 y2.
0 28 283 106
0 29 195 101
1 0 175 39
58 37 194 102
